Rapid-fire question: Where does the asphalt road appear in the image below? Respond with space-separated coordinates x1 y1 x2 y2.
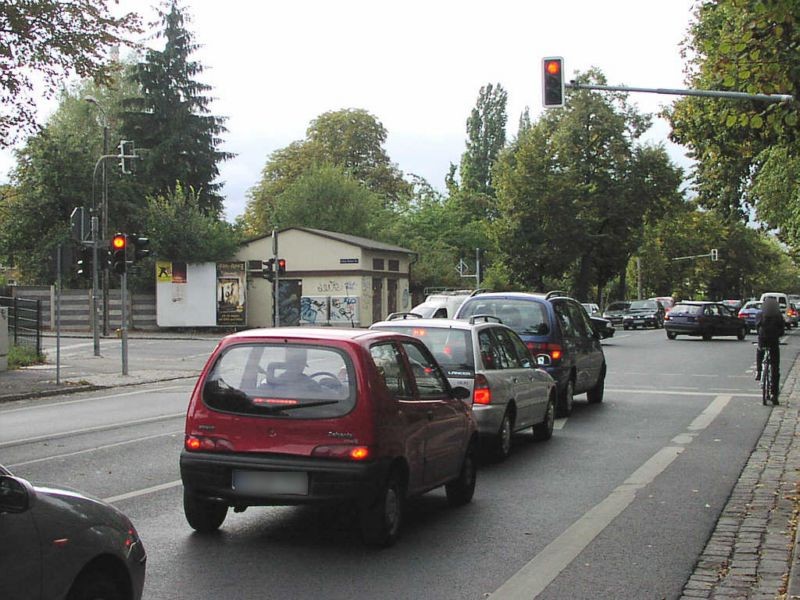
2 326 795 599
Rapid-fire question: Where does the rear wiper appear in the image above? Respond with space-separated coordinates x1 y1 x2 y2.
256 400 340 413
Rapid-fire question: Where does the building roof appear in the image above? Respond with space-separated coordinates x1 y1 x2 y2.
245 227 415 255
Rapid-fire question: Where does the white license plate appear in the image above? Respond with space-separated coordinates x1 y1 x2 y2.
634 320 644 324
232 470 308 495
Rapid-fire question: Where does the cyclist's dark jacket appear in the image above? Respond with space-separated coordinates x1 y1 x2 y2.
756 311 785 344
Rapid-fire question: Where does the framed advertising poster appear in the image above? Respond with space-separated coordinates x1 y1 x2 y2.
216 262 246 326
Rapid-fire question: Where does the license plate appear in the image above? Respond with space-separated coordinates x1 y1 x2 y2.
232 470 308 495
634 320 644 324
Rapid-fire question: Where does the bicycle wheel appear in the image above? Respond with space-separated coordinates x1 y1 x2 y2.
762 355 771 406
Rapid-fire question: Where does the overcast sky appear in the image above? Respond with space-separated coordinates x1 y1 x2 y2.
2 0 699 221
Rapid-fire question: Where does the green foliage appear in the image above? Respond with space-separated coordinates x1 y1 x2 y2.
459 83 508 202
0 1 141 146
120 0 232 215
8 345 45 369
145 184 240 263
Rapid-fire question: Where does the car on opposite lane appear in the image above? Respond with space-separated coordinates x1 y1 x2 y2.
623 299 666 329
602 301 630 326
0 464 147 600
665 301 748 341
738 300 762 333
180 327 477 546
371 315 557 461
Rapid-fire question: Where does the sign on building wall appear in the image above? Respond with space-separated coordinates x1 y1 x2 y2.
156 262 217 327
216 262 246 327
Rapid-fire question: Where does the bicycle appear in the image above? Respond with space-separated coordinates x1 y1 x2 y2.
761 345 778 405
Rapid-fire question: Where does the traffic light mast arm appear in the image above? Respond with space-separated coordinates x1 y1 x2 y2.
566 81 793 104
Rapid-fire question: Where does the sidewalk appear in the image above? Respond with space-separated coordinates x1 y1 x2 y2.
2 340 800 597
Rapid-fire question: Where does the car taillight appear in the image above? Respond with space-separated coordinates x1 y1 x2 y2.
312 445 371 460
184 435 234 452
664 313 671 321
738 311 745 318
473 373 491 405
526 342 563 363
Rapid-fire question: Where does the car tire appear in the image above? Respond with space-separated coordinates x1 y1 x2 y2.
702 331 712 341
532 393 556 441
493 409 514 460
587 366 605 404
666 331 677 340
737 327 746 341
67 569 125 600
556 378 574 418
184 489 228 533
360 470 405 547
446 442 477 507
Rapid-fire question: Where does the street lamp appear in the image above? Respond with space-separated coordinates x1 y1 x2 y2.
84 96 110 338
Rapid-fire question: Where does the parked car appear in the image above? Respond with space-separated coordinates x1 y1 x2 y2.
738 300 763 333
0 464 147 600
788 303 799 328
623 299 666 329
454 291 606 418
371 316 557 460
602 301 630 325
180 328 478 546
664 301 748 340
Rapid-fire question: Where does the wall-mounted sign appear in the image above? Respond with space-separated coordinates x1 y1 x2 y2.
339 258 359 264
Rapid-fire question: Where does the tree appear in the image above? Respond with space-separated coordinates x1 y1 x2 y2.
120 0 232 215
459 83 508 197
0 1 141 147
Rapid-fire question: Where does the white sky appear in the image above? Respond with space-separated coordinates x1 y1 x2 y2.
2 0 699 221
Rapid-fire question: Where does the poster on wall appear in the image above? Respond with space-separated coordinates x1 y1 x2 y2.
216 262 246 326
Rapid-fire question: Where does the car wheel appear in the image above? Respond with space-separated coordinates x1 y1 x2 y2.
737 326 746 341
666 331 677 340
493 409 514 460
360 470 405 547
556 378 574 418
184 489 228 533
532 393 556 441
702 331 712 341
67 569 125 600
587 366 605 404
446 442 477 507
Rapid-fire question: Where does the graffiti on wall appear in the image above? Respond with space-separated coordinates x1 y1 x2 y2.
330 296 359 325
316 280 357 294
300 296 330 324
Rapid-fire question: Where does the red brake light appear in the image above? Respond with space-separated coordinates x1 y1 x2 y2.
473 373 491 405
185 435 233 452
312 445 371 460
527 342 563 363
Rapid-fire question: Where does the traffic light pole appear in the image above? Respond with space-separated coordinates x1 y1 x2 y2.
565 82 793 104
91 215 100 356
121 270 128 376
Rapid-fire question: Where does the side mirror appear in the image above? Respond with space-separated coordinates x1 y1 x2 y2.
451 386 471 401
536 354 552 367
0 475 36 514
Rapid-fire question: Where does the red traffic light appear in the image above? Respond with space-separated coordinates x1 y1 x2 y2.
545 60 561 76
542 56 565 108
112 234 127 250
277 258 286 274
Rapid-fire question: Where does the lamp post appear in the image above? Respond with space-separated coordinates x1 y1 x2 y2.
84 96 110 337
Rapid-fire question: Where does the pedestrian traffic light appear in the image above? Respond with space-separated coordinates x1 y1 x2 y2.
262 258 275 282
76 245 93 279
111 233 127 274
131 234 150 262
542 57 565 108
277 258 286 275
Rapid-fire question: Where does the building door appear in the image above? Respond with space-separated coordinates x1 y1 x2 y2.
387 279 397 316
372 277 383 323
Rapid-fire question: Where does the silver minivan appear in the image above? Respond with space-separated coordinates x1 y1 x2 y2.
371 316 557 460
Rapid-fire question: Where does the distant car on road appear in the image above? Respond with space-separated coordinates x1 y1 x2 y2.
0 464 147 600
623 299 665 329
371 316 557 460
650 296 675 316
738 300 763 333
665 301 747 340
602 301 630 326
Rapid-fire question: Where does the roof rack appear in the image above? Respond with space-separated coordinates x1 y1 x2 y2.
545 290 569 300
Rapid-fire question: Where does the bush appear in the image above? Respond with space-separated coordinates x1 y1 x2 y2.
8 345 45 369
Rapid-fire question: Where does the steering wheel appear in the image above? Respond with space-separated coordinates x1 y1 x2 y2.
309 371 343 391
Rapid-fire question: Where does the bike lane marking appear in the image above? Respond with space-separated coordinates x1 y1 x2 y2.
491 394 733 600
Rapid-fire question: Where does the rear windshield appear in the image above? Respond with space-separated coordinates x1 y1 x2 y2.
606 302 629 311
374 326 474 376
743 302 762 310
202 343 356 418
670 304 703 316
458 299 550 336
629 300 658 310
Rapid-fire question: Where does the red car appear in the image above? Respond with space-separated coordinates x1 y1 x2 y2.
180 328 477 546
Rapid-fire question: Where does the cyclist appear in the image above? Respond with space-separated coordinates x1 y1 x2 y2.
755 296 785 398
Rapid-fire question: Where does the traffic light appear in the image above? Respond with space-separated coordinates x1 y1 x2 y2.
542 57 565 108
76 245 93 279
262 258 275 282
111 233 127 274
131 234 150 262
118 140 135 174
277 258 286 275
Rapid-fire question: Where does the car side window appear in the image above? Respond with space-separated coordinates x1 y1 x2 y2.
492 328 523 368
370 342 413 399
567 301 594 339
507 330 533 368
478 330 501 370
554 301 578 338
401 341 449 399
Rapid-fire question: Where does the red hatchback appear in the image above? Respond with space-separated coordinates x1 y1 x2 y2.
180 328 477 546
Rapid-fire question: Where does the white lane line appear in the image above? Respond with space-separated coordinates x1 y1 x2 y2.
553 418 567 430
104 480 182 504
6 430 184 468
0 385 190 414
491 394 731 600
0 413 185 448
607 387 760 398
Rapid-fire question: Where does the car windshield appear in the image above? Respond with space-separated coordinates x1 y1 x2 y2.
410 304 438 318
606 302 629 311
670 304 703 316
202 343 356 418
629 300 657 310
458 299 550 336
744 302 762 310
374 326 475 375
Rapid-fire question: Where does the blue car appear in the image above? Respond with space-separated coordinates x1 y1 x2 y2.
454 291 606 417
737 300 762 333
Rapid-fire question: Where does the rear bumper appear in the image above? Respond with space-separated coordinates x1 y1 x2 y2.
472 403 506 436
180 450 392 506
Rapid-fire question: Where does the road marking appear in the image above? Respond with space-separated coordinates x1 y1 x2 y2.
607 387 759 398
6 430 184 468
0 385 190 414
104 479 182 504
491 394 731 599
0 413 185 448
553 418 567 430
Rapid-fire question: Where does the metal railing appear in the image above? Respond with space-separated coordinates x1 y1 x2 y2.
0 296 42 356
